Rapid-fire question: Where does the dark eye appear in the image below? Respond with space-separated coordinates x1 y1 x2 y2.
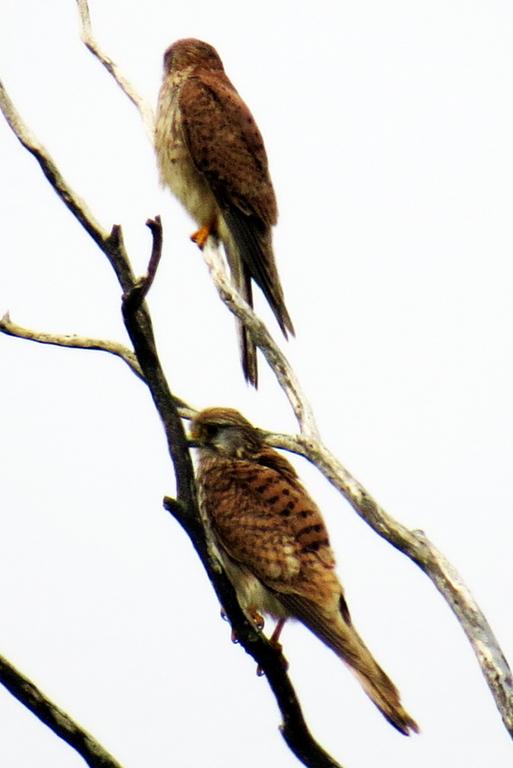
204 423 220 440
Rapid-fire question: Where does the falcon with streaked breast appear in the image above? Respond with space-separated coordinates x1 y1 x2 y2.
155 39 294 387
190 407 419 735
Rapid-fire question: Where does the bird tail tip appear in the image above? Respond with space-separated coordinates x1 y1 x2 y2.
241 324 258 388
356 670 419 736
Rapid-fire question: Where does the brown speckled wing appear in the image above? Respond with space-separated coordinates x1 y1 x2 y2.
193 406 418 735
201 449 338 599
246 448 335 565
178 70 294 338
202 458 301 585
179 70 277 225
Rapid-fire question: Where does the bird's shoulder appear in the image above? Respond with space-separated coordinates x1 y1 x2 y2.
177 68 277 224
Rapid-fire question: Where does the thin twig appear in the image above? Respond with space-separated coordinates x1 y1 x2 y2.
0 311 195 417
75 0 155 142
143 216 163 294
0 313 144 380
0 653 123 768
123 217 163 310
0 79 108 252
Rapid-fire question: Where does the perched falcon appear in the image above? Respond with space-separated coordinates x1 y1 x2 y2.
190 407 419 736
155 39 294 387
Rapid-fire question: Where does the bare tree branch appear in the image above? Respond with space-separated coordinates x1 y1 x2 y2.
0 80 108 251
0 310 195 417
0 312 144 380
0 653 123 768
123 217 164 307
75 0 155 142
0 77 148 303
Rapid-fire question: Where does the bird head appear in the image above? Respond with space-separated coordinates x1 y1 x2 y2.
163 38 224 76
189 407 262 459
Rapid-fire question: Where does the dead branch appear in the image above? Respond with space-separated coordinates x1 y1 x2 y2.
0 653 123 768
75 0 155 142
0 80 108 251
0 313 144 380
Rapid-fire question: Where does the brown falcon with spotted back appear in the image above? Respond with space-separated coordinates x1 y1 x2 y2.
190 407 418 735
155 39 294 387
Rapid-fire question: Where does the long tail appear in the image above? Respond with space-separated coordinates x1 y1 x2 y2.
221 209 294 387
223 239 258 386
346 631 419 735
223 208 295 336
281 594 418 735
239 270 258 387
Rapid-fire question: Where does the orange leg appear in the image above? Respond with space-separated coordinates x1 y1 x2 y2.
190 224 212 250
269 617 287 647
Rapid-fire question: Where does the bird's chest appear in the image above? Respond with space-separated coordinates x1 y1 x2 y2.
155 80 217 226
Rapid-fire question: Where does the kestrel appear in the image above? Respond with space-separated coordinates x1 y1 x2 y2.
155 39 294 387
190 407 418 735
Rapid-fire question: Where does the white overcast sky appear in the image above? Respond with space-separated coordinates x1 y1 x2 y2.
1 1 513 766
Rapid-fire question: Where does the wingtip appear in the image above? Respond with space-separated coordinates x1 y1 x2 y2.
243 364 258 389
241 325 258 388
389 712 420 737
277 306 295 339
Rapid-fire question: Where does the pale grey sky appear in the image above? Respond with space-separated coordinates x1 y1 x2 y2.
1 1 513 766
